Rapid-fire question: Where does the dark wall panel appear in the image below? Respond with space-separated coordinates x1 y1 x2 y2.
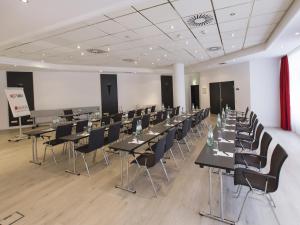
160 75 173 108
6 71 34 126
191 85 200 109
100 74 118 115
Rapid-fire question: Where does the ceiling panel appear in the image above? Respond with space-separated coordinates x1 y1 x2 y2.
83 15 110 25
105 7 135 18
247 24 277 37
156 19 187 33
249 11 285 27
252 0 293 16
141 4 179 23
168 30 194 41
212 0 252 10
94 20 127 34
133 25 163 38
172 0 213 17
221 29 246 40
191 24 219 37
115 13 152 29
133 0 168 11
215 3 252 23
219 19 248 32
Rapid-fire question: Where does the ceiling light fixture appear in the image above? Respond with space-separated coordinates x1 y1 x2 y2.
20 0 29 3
185 40 189 45
207 46 221 52
186 13 214 27
134 61 138 64
231 33 235 37
170 25 174 29
14 65 17 67
149 47 153 50
151 62 154 65
295 32 300 36
77 45 81 49
164 54 167 57
81 52 85 56
86 48 108 54
230 12 236 16
107 47 110 52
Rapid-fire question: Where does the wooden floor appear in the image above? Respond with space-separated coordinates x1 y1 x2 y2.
0 117 298 225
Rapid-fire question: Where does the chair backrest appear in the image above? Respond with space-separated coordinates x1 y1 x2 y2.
180 119 189 138
113 113 123 122
163 110 168 120
267 144 288 192
151 105 156 112
128 110 135 119
136 109 143 116
55 123 73 139
248 111 254 122
250 119 258 134
171 108 176 118
176 106 180 115
154 135 167 163
88 127 105 151
244 107 249 119
259 132 273 168
142 114 150 129
155 111 163 124
101 116 111 125
76 120 88 133
108 122 121 144
250 114 257 127
251 124 264 150
145 107 149 114
64 109 73 121
165 127 176 152
131 116 141 133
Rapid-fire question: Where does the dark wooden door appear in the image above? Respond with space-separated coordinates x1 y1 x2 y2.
221 81 235 110
100 74 118 115
6 71 34 126
191 85 200 109
160 75 173 108
209 82 221 114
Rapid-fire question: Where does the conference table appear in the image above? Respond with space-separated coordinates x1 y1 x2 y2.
195 112 237 225
109 113 196 193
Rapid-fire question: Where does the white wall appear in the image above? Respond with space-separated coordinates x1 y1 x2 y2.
250 58 281 127
0 71 162 130
199 62 251 112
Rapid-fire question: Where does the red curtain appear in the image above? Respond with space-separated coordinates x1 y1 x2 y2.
280 56 291 130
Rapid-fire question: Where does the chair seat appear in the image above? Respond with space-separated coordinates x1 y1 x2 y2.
75 144 93 154
235 140 252 149
236 126 251 133
236 133 253 141
235 153 261 168
234 168 275 193
131 152 155 167
44 139 65 146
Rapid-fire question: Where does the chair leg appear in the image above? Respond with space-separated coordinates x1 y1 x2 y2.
81 153 90 177
237 188 251 222
169 148 178 168
266 194 281 225
102 148 110 166
160 159 170 182
184 137 191 152
145 167 157 197
93 150 97 163
233 185 242 198
51 147 57 164
43 145 48 162
267 193 276 208
176 141 185 160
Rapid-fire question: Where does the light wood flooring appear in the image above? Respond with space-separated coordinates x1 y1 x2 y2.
0 118 298 225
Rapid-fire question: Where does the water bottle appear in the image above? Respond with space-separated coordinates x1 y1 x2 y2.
192 104 195 111
207 125 214 147
162 104 165 111
217 114 221 128
88 121 92 133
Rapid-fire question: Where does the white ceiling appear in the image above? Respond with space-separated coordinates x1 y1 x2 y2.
0 0 295 69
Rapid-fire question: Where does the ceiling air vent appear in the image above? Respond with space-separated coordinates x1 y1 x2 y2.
186 13 214 27
207 46 222 52
86 48 108 54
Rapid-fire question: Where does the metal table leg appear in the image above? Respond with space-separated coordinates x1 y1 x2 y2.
65 141 80 175
29 136 41 165
115 151 136 193
199 168 235 225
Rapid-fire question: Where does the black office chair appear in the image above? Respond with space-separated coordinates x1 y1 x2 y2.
104 122 121 146
176 119 191 152
101 116 111 126
164 127 180 167
144 107 149 114
236 124 264 151
235 132 272 171
43 123 73 163
125 116 141 134
152 111 163 125
237 113 257 133
131 134 167 197
75 128 109 176
128 110 135 119
63 109 74 122
162 110 168 121
141 114 150 129
76 120 88 133
112 113 123 123
151 105 156 113
236 119 258 141
237 111 254 128
136 109 143 116
234 144 288 222
237 107 249 122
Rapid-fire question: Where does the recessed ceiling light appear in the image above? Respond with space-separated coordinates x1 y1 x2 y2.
164 54 167 57
185 40 189 45
77 45 81 49
14 65 17 67
230 12 236 16
134 61 138 64
20 0 29 3
81 52 85 56
151 62 154 65
295 32 300 36
233 59 236 62
200 30 207 35
107 47 110 52
207 46 221 51
157 58 160 62
170 25 174 29
194 50 198 53
149 47 153 50
42 53 46 57
231 33 235 37
232 45 235 48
